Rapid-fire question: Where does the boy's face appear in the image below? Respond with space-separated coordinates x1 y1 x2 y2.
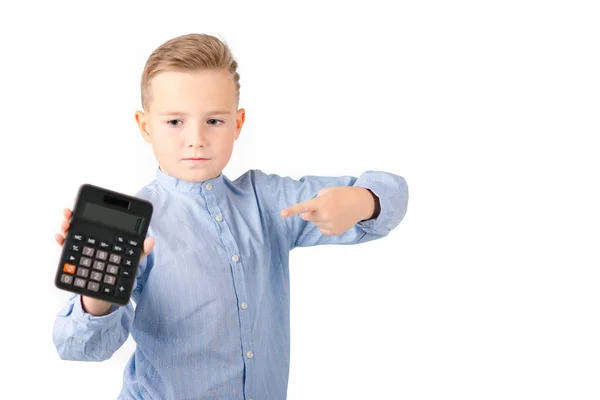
135 69 245 182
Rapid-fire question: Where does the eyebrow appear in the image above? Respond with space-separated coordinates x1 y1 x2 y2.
158 110 232 116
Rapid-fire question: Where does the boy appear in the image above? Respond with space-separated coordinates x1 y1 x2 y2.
53 33 409 400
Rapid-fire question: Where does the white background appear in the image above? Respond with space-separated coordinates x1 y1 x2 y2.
1 1 598 399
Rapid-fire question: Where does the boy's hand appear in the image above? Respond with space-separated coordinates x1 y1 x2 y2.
55 207 155 315
280 187 378 236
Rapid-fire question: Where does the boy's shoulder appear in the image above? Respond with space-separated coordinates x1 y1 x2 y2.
230 169 294 194
133 179 160 201
231 168 276 184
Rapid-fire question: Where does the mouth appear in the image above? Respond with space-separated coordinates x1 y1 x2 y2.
183 157 210 161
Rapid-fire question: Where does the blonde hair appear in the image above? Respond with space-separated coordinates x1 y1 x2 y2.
140 33 240 110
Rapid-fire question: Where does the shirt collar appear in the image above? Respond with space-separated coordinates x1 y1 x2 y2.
155 165 225 193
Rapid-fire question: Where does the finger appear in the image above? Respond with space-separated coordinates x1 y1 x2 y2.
139 237 155 261
60 208 72 237
60 220 70 236
55 233 65 246
313 221 331 231
300 210 320 222
281 197 320 218
319 228 335 236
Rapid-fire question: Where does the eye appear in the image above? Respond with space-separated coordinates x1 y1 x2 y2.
166 119 183 127
207 119 223 126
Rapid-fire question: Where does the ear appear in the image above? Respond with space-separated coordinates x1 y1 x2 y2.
235 108 245 140
135 110 152 143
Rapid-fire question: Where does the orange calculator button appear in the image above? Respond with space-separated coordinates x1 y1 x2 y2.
63 263 76 274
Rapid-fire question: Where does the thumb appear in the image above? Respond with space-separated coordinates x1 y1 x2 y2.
140 237 155 261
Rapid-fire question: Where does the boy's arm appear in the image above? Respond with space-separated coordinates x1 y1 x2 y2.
53 249 154 362
53 293 133 362
255 170 408 250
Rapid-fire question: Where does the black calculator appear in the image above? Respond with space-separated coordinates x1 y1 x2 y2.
54 184 153 305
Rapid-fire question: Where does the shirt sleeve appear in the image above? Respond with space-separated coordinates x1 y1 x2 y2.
254 169 409 251
52 247 155 361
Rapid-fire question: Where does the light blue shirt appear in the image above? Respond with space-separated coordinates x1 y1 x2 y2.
53 166 409 400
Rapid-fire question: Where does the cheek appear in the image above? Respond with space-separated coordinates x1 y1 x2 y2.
151 132 182 156
157 130 183 147
217 138 235 156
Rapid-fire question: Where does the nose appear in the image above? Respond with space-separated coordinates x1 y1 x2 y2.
185 125 207 148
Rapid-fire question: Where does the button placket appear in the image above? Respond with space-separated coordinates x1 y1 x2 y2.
232 254 254 366
204 186 255 371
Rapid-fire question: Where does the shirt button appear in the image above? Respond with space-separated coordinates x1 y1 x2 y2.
246 351 253 359
205 183 213 190
215 215 223 222
232 255 239 262
241 302 248 309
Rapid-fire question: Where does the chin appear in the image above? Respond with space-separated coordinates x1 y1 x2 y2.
188 169 220 182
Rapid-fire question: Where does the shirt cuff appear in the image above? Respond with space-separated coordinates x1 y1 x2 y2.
353 171 408 236
70 294 122 325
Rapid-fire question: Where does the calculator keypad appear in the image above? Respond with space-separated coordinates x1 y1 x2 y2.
60 232 140 299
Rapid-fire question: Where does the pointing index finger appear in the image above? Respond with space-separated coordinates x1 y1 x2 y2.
281 197 320 218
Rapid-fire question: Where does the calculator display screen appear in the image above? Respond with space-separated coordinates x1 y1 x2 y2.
80 202 144 235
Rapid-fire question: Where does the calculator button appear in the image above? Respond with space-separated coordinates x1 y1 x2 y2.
63 263 76 274
72 234 84 241
60 274 73 284
79 256 92 267
115 284 127 296
86 237 97 245
115 236 125 243
96 250 108 261
66 255 77 262
123 258 134 267
120 269 132 278
112 244 124 253
128 239 139 247
103 274 116 285
87 281 100 292
115 278 133 298
125 248 136 257
100 285 114 295
109 254 122 264
90 271 103 282
106 264 119 275
82 246 95 257
99 241 110 249
76 267 89 278
74 278 86 288
92 260 106 271
69 244 81 253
